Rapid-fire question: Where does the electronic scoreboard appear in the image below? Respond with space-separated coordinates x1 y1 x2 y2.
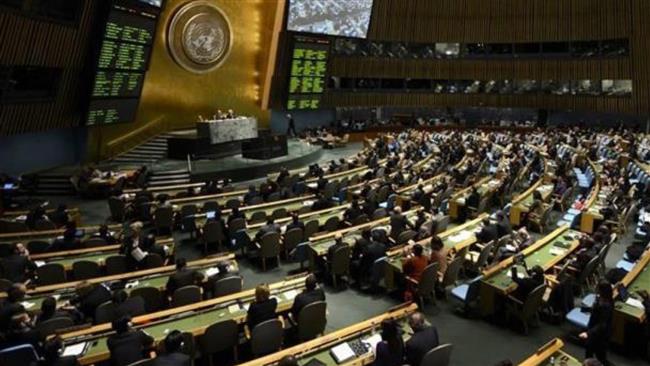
287 37 330 110
85 1 162 126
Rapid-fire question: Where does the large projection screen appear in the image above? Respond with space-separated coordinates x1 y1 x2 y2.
287 0 374 39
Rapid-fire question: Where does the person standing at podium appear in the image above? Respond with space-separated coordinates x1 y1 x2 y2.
286 114 297 137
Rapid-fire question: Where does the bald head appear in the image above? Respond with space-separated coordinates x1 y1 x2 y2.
409 312 426 331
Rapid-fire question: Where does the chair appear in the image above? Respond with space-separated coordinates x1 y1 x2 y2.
105 255 128 275
36 316 74 337
73 260 101 280
26 240 50 254
434 215 450 234
505 284 547 334
329 245 351 288
352 214 369 226
304 220 319 239
396 230 417 245
35 219 57 231
297 301 327 341
83 237 108 248
143 253 164 269
202 221 226 253
440 256 464 290
283 227 303 259
172 285 202 307
249 211 267 224
372 208 387 219
257 232 281 271
249 196 263 205
225 199 241 209
179 332 196 366
180 204 198 237
250 318 284 356
95 301 117 323
409 262 439 309
0 344 40 366
0 279 12 292
125 359 155 366
153 206 174 235
36 263 66 285
130 286 165 313
200 319 239 365
323 216 339 232
202 201 220 213
228 217 246 238
212 276 243 297
451 276 483 314
271 208 287 220
421 343 454 366
465 241 494 275
267 192 281 202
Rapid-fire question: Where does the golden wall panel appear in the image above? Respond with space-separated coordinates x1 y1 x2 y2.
88 0 279 159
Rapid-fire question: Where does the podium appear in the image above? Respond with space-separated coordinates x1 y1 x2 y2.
241 133 288 160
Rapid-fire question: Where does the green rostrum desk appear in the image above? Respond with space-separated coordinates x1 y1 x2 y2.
518 338 581 366
123 182 208 196
611 248 650 345
238 303 419 366
306 208 424 268
479 226 581 317
578 159 602 234
7 254 237 312
0 223 123 242
509 175 554 227
448 176 493 221
62 275 309 365
31 238 175 271
383 213 489 291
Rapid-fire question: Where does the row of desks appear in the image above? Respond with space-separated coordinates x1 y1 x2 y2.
64 275 307 365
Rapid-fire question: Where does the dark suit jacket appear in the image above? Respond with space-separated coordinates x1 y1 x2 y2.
41 356 80 366
1 254 36 282
405 326 440 366
247 298 278 329
496 220 512 237
477 224 498 243
166 268 200 295
286 221 305 232
152 352 191 366
390 214 410 237
74 285 112 320
587 300 613 347
327 242 348 262
291 288 325 317
107 329 154 366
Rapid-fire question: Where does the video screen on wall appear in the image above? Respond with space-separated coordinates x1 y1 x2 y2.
287 0 374 39
287 38 330 110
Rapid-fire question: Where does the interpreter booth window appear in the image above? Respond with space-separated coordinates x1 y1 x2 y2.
463 80 482 94
542 80 570 95
602 80 632 97
435 43 460 58
601 39 629 56
573 80 601 96
432 80 446 94
514 80 538 94
409 44 436 59
514 43 541 58
484 80 499 94
498 80 513 94
463 43 486 58
486 43 513 57
369 42 387 57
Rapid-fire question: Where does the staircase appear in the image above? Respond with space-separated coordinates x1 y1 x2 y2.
148 169 191 187
111 135 169 165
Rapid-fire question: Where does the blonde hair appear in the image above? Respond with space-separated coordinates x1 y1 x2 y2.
255 284 270 302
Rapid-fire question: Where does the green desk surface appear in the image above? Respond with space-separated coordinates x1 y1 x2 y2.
196 200 315 227
22 262 237 311
483 230 580 292
74 287 299 362
386 219 482 270
615 262 650 319
536 351 582 366
244 208 345 239
309 211 421 257
47 252 114 267
518 184 554 208
297 319 414 366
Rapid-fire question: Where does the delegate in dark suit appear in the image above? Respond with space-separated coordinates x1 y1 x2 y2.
166 266 202 295
152 352 191 366
1 253 37 283
291 287 325 318
476 219 498 244
405 326 439 366
247 298 278 329
107 329 154 366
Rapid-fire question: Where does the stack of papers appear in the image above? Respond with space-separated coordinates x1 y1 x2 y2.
34 261 45 267
626 297 646 310
303 200 315 207
362 333 383 352
205 267 220 277
62 342 87 357
283 289 299 300
20 301 35 309
125 280 139 289
228 304 241 313
330 343 355 364
549 247 566 256
449 231 471 243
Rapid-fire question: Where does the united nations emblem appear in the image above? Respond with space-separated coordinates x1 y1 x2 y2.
167 1 232 73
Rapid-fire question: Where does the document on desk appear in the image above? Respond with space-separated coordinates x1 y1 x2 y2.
283 289 298 300
205 267 219 277
20 301 35 309
62 342 87 357
449 231 471 243
34 261 45 267
626 297 645 310
228 304 241 314
362 333 382 352
549 246 566 256
330 342 355 364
